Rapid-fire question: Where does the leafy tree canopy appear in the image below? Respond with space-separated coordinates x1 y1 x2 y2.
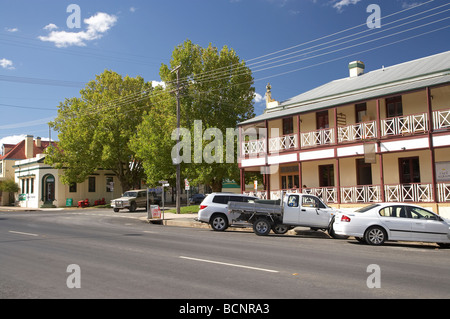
46 70 152 192
133 40 255 191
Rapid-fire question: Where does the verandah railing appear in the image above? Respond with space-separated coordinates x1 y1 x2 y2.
246 183 448 204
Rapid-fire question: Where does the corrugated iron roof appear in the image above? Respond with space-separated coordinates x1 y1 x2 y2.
240 50 450 126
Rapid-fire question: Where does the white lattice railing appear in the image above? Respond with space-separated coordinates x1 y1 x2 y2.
301 128 334 147
384 183 433 202
243 191 268 200
437 183 450 202
269 189 300 200
381 113 428 137
338 121 377 143
433 109 450 130
242 139 266 156
269 134 297 153
302 187 337 203
340 185 381 203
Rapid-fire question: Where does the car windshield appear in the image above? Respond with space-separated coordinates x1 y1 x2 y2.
123 192 137 197
355 204 380 213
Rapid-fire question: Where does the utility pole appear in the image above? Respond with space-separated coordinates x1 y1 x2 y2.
171 64 182 214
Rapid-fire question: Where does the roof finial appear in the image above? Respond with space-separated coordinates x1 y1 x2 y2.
265 83 279 109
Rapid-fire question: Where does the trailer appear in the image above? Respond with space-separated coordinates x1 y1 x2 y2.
228 193 342 237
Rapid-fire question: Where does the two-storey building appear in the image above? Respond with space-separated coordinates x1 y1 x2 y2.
238 50 450 217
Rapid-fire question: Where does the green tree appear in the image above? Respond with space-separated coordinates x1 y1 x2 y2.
0 178 20 205
46 70 152 192
133 40 255 191
130 85 177 187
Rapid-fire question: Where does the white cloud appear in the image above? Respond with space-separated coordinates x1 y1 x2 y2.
43 23 58 31
253 92 264 103
332 0 361 11
152 81 166 88
5 27 19 32
0 58 15 70
0 135 26 146
38 12 117 48
129 7 136 13
0 135 51 147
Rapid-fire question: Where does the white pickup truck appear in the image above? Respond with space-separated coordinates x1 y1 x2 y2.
228 193 342 237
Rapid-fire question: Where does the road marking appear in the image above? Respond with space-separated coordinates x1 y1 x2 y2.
9 231 39 237
179 256 279 273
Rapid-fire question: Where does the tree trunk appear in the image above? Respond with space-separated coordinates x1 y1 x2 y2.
210 179 222 193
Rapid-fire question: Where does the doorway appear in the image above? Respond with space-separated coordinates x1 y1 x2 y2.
42 174 55 204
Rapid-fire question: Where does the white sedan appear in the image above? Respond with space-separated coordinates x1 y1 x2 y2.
333 203 450 247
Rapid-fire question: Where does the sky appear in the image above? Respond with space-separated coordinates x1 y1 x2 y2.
0 0 449 145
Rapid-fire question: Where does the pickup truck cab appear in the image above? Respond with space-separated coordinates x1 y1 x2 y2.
228 193 341 237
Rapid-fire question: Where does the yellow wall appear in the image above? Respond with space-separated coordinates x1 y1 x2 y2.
401 90 428 116
431 85 450 110
382 150 432 184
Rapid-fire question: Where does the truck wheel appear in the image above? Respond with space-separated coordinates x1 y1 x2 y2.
210 214 228 231
129 202 137 212
272 224 290 234
253 218 271 236
113 208 119 213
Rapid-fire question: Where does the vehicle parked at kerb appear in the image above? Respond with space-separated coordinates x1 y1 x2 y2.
333 203 450 247
197 193 258 231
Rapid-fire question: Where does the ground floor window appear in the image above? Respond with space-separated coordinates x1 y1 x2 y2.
20 177 34 194
106 177 114 192
281 174 299 189
88 176 96 192
69 182 77 193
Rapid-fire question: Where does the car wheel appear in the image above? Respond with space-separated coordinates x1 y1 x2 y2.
253 218 272 236
364 226 387 245
272 224 290 234
113 208 119 213
129 202 137 212
210 214 228 231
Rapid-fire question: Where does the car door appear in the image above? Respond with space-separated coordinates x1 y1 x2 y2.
283 194 301 224
299 195 329 227
137 191 146 207
407 206 449 242
378 205 412 240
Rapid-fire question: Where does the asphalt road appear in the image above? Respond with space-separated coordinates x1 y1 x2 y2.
1 208 449 300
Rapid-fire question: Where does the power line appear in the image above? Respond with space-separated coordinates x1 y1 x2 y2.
0 103 55 111
2 1 449 129
162 0 442 87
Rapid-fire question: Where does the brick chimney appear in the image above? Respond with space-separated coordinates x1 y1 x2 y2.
36 136 41 148
25 135 34 159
